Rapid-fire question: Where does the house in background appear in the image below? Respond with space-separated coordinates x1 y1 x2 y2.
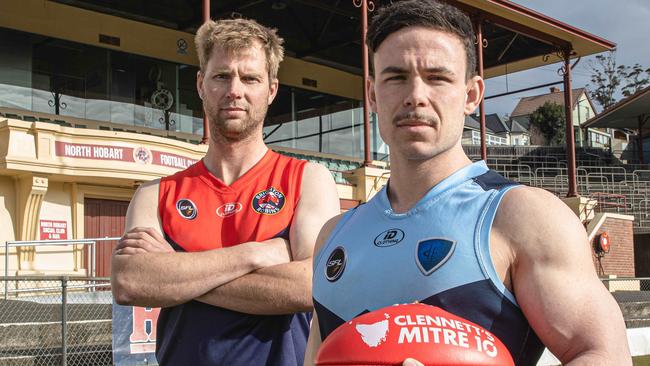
505 118 531 146
511 87 610 147
463 114 508 146
463 113 530 146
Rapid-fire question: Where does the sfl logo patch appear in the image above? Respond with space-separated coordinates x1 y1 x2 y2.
252 187 285 215
176 199 197 220
325 247 347 282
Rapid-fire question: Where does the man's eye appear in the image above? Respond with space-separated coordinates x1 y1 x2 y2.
385 75 405 82
428 76 448 82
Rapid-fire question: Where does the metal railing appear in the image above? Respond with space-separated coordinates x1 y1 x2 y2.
0 276 112 366
3 237 120 300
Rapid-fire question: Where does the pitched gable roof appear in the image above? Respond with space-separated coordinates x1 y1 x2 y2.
511 88 587 117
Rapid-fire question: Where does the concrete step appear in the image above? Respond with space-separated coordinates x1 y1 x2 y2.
619 302 650 319
625 318 650 329
0 320 111 350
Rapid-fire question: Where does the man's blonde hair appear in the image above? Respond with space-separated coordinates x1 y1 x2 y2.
195 18 285 80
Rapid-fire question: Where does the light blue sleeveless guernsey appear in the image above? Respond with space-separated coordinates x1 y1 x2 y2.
313 161 544 366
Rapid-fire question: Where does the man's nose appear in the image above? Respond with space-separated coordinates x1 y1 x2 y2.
226 78 244 99
403 77 428 108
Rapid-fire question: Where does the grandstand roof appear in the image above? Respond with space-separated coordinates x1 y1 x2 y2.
583 86 650 129
39 0 615 78
511 87 587 117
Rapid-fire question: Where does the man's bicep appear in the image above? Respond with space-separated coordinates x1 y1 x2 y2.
124 180 163 233
507 189 628 363
290 163 340 260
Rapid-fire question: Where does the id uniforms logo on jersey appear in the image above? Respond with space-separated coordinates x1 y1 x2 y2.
325 246 347 282
415 238 456 276
216 202 243 218
374 229 405 247
252 187 285 215
176 199 197 220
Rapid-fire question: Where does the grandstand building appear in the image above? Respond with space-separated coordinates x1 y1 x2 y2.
0 0 641 279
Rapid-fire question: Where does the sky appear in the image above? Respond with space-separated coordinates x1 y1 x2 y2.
484 0 650 117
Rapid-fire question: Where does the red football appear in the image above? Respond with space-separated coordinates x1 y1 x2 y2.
315 303 514 366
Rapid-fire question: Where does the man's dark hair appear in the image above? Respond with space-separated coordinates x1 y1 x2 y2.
366 0 477 80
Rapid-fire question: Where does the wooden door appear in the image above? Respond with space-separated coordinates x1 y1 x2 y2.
84 198 129 277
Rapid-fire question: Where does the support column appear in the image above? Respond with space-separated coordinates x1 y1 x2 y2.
200 0 211 144
357 0 373 166
563 49 578 197
14 175 49 270
639 115 645 164
475 18 487 160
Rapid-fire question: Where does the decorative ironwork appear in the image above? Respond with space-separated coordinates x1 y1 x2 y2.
473 36 488 48
353 0 375 12
48 96 67 110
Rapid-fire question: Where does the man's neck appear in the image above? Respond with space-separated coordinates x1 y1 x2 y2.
387 144 472 214
203 135 269 186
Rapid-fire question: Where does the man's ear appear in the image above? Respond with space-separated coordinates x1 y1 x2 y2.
464 75 485 115
268 78 279 105
196 70 205 101
368 76 377 113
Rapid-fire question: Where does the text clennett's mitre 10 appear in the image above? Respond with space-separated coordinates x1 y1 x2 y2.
316 303 514 366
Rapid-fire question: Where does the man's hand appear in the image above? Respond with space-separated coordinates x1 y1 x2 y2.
402 359 423 366
115 227 174 255
255 236 293 266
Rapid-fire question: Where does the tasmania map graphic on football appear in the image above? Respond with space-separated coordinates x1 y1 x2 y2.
316 303 514 366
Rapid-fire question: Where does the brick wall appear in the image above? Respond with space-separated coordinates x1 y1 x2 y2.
591 217 635 277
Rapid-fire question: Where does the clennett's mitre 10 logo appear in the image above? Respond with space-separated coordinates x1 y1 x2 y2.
252 187 285 215
316 304 514 366
354 309 500 356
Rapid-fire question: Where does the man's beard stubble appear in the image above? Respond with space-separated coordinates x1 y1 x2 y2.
206 102 269 144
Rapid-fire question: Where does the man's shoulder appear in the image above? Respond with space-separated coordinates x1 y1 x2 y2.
160 160 202 183
494 186 587 256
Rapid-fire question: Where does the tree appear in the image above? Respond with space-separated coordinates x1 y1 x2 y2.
530 101 565 146
588 50 650 110
621 63 650 98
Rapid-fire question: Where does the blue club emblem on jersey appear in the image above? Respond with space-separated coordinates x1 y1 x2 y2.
416 238 456 276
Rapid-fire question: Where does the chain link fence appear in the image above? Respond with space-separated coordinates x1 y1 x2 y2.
603 277 650 329
0 276 112 366
0 272 649 365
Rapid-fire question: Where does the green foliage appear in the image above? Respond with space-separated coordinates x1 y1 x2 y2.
588 50 650 110
530 101 565 145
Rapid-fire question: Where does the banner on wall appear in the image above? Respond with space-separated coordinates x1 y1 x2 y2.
54 141 199 170
39 220 68 240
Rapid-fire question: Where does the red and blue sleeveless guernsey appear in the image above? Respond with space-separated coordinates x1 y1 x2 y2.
156 149 309 366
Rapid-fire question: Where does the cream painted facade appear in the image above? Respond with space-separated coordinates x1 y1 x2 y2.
0 117 387 276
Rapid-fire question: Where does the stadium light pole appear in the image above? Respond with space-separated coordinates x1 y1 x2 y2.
200 0 211 144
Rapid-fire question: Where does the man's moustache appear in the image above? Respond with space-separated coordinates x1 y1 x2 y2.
393 112 438 125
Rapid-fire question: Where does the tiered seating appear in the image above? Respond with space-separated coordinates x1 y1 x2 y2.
465 146 650 233
275 150 363 184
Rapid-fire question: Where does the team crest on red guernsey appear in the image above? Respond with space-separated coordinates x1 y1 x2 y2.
252 187 285 215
